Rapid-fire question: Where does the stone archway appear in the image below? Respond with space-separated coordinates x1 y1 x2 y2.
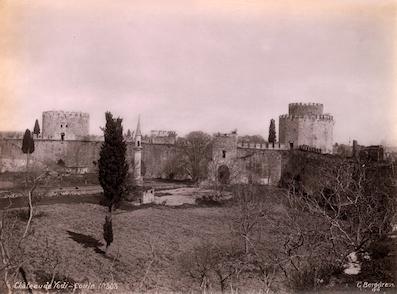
218 165 230 184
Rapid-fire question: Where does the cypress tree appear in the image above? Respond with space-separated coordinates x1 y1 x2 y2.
22 129 35 154
98 112 128 210
98 112 128 252
22 129 35 184
268 119 276 146
33 119 40 138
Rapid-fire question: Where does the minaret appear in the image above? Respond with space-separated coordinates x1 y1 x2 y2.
133 115 143 185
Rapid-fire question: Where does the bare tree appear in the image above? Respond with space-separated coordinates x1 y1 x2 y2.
0 172 51 293
273 158 396 290
176 131 212 183
294 161 396 254
162 154 187 180
231 184 267 255
180 242 241 293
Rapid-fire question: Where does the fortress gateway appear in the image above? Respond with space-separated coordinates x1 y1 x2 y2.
0 103 334 185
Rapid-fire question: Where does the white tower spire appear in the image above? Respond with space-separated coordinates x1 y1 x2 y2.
133 115 143 185
135 115 142 147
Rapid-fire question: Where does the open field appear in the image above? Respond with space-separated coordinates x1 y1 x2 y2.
0 182 395 293
4 203 239 293
0 184 290 293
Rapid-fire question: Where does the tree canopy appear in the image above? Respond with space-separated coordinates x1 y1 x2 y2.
268 119 276 144
177 131 212 182
22 129 35 154
33 119 40 137
98 112 129 210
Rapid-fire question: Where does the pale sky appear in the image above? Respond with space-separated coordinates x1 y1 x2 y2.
1 0 397 145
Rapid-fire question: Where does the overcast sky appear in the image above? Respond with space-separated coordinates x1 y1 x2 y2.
1 0 396 145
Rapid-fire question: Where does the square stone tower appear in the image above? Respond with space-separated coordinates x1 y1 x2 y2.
42 111 89 140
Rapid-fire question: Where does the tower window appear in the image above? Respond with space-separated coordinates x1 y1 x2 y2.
138 141 140 147
61 124 63 128
222 150 226 158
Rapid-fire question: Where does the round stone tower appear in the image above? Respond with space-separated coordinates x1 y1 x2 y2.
279 103 334 153
288 103 323 116
42 111 89 140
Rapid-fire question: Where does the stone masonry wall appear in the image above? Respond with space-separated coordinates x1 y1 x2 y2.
235 148 287 185
141 143 179 178
279 103 334 153
209 133 286 185
288 102 323 116
0 139 136 174
42 111 89 140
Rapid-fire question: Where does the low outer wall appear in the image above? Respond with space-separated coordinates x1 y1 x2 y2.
0 139 179 179
0 139 104 173
235 149 288 185
0 139 136 174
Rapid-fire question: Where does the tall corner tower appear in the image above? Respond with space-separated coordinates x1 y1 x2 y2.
279 102 334 153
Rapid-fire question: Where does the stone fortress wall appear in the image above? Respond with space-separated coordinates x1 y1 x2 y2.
42 111 90 140
146 130 177 145
0 103 335 185
279 103 334 154
0 138 136 174
209 132 288 185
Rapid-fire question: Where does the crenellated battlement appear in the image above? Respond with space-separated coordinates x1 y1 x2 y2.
288 102 323 107
279 114 334 121
42 111 89 118
288 102 324 116
237 142 288 150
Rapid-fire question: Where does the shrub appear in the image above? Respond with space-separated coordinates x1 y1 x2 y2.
368 240 390 260
288 262 342 292
196 194 224 206
57 159 65 167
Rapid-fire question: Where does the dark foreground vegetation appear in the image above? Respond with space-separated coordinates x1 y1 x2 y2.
0 157 395 293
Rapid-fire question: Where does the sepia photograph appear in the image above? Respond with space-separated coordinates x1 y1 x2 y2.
0 0 396 293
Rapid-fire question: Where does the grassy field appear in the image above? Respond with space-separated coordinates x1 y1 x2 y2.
4 202 240 293
1 184 395 293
